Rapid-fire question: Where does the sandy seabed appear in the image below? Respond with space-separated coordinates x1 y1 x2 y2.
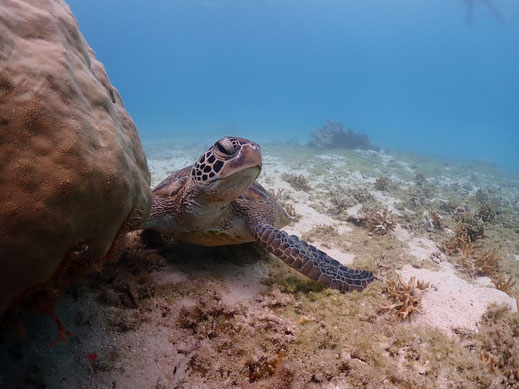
1 141 518 388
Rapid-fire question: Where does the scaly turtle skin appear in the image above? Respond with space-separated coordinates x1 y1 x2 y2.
143 136 374 292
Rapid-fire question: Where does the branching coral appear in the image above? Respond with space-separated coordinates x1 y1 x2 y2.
476 202 497 223
281 173 311 192
346 205 396 235
379 275 430 322
441 213 485 255
268 188 300 221
349 187 375 203
247 349 287 383
374 176 392 191
465 305 519 385
491 273 517 295
414 173 426 186
423 209 444 231
366 207 396 235
456 213 485 242
457 242 501 278
327 186 374 218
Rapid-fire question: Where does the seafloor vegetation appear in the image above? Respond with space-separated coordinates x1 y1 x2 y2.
1 142 518 388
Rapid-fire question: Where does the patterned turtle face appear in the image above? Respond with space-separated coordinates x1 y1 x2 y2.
191 137 262 193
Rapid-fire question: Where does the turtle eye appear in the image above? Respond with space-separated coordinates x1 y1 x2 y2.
215 141 231 155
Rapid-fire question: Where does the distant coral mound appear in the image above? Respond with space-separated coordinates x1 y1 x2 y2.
0 0 152 313
308 121 379 151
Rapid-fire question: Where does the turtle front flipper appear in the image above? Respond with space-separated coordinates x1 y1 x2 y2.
252 224 375 292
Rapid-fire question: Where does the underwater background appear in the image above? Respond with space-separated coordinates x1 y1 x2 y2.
67 0 519 170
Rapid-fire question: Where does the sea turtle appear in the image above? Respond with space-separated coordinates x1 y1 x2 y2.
142 136 374 292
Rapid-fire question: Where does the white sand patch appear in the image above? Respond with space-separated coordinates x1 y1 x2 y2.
147 151 198 186
219 264 269 305
152 265 189 285
371 192 401 214
284 202 348 236
515 254 519 262
407 236 443 262
398 262 517 334
394 225 411 243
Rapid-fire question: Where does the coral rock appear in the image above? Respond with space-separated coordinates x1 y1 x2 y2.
0 0 152 313
308 120 379 150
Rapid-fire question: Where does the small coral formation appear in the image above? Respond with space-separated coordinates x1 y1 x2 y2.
301 224 339 245
348 205 396 235
414 173 426 186
477 201 497 223
177 295 238 339
268 188 300 220
491 273 517 295
281 173 311 192
453 240 518 302
379 275 430 322
329 186 375 217
458 305 519 386
366 208 396 235
457 243 501 277
349 187 375 204
456 213 485 242
308 120 379 150
423 209 444 231
247 349 287 382
374 176 392 191
441 212 485 255
0 0 151 314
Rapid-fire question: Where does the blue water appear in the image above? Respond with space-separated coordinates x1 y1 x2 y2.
67 0 519 170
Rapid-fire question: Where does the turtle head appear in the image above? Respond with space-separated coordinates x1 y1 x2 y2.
190 136 262 202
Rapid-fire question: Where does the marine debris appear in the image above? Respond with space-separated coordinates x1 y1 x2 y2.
281 173 311 192
379 275 430 322
308 121 379 150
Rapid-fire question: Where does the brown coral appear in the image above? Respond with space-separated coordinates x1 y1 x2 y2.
379 275 430 322
0 0 151 314
374 176 392 191
491 274 517 296
346 205 396 235
458 243 501 278
366 207 396 235
423 209 444 231
281 173 311 192
440 215 485 255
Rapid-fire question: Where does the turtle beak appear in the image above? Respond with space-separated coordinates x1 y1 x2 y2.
222 141 262 178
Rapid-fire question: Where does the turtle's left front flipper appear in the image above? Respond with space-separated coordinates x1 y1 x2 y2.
252 224 375 292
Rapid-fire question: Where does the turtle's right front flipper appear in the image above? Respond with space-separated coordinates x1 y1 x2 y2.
252 224 375 292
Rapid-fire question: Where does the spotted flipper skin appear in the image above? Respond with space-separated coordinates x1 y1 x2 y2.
253 225 374 292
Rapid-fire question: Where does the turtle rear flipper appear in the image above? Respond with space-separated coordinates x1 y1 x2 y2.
252 224 374 292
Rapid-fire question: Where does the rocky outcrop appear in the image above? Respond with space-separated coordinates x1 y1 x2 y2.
0 0 152 313
308 121 379 151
